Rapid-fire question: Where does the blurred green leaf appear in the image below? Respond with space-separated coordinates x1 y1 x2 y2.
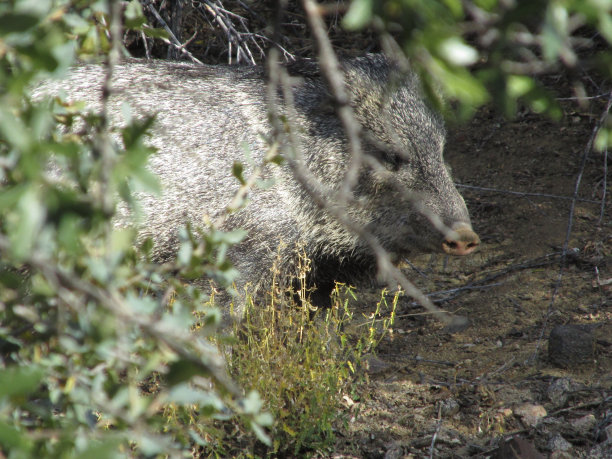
142 27 170 39
342 0 373 30
0 365 44 398
124 0 146 30
0 13 39 35
0 420 31 452
232 161 246 185
595 126 611 151
166 359 206 386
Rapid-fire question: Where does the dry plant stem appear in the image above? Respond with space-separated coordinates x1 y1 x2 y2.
529 89 612 363
200 0 256 64
98 0 123 216
301 0 362 205
429 405 443 459
167 0 183 60
142 0 204 64
599 145 608 224
140 30 151 59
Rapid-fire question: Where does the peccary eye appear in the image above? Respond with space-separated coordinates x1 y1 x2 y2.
383 153 403 171
371 150 402 171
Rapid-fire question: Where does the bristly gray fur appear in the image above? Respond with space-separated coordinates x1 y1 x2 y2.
34 54 477 317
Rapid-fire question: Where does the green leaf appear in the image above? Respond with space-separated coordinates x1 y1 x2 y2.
474 0 498 10
342 0 373 31
0 365 44 398
72 437 123 459
0 13 39 35
232 161 246 185
598 12 612 44
124 0 146 30
437 37 478 66
166 359 206 386
167 383 225 409
0 420 30 452
220 228 247 245
251 422 272 446
242 390 264 414
595 126 611 151
10 186 46 260
506 75 535 98
142 27 170 39
0 106 31 152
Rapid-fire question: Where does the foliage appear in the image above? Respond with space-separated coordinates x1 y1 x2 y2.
345 0 612 129
2 0 611 457
0 1 270 457
224 277 399 457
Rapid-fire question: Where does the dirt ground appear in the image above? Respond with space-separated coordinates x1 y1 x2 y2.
329 90 612 457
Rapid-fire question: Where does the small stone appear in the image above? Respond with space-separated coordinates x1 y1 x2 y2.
438 398 460 417
548 433 572 452
548 324 595 368
384 442 403 459
586 440 612 459
547 378 572 407
570 414 597 436
514 403 547 427
549 452 573 459
602 423 612 442
494 437 545 459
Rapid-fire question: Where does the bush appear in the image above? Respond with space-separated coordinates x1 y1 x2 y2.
0 1 270 456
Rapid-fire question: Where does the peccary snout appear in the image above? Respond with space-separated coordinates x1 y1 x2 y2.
442 223 480 256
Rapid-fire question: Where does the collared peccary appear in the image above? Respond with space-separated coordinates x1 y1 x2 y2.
35 54 479 317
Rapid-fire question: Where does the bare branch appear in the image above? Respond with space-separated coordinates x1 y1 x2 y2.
456 183 601 204
301 0 362 205
142 0 204 64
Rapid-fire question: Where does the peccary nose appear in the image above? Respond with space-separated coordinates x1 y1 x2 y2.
442 224 480 256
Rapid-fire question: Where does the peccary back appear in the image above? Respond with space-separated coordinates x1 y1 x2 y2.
35 54 479 316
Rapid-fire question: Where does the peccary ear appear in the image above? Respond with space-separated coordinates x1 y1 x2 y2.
284 59 321 78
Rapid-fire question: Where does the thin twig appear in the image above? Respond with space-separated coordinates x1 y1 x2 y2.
197 0 259 65
97 0 123 215
599 146 608 224
301 0 362 206
456 183 600 204
142 0 204 64
429 404 443 459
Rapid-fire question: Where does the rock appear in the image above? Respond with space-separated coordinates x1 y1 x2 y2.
514 403 547 427
548 433 572 452
438 398 460 417
493 437 545 459
586 440 612 459
549 452 574 459
383 442 404 459
570 414 597 436
547 378 573 407
548 324 595 368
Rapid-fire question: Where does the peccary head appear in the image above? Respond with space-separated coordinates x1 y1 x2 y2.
293 55 479 272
